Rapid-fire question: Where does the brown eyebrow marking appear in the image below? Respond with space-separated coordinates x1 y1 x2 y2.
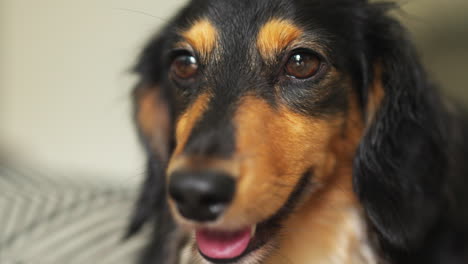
180 19 218 59
257 18 303 61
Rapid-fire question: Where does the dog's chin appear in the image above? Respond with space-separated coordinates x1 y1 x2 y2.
195 245 273 264
187 223 276 264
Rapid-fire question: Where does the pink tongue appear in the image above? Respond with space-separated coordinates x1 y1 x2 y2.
196 227 251 260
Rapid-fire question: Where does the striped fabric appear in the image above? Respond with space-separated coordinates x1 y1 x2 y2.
0 165 149 264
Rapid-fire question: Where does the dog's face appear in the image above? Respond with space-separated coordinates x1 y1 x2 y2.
133 0 399 263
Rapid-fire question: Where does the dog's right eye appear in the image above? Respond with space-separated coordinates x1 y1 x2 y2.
285 51 321 79
171 54 199 79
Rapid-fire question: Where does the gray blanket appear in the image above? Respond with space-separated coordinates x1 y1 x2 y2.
0 165 148 264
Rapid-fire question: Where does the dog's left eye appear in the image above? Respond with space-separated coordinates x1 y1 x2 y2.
285 52 321 79
171 54 199 79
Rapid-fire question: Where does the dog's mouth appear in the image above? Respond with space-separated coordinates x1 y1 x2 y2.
196 226 254 261
195 221 273 263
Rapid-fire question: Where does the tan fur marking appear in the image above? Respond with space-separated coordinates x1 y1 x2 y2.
167 93 211 174
257 19 303 61
181 19 218 59
366 64 385 124
135 87 170 160
218 96 343 230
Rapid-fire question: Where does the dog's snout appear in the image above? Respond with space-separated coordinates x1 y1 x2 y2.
168 170 235 222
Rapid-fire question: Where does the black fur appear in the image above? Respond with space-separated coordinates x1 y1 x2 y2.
353 3 468 263
128 1 468 263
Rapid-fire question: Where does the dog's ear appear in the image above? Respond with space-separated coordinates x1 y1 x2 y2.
353 3 447 254
126 31 176 239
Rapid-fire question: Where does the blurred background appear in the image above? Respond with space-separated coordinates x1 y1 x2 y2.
1 0 188 182
0 0 467 263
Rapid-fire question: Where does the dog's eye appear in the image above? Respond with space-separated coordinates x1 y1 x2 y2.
171 54 198 79
285 52 321 79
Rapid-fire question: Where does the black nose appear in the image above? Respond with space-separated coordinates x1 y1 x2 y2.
168 170 235 222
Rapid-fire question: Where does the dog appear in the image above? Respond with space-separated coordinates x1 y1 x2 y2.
126 0 468 263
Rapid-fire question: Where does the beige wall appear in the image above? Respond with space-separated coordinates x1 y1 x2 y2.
1 0 467 180
1 0 187 180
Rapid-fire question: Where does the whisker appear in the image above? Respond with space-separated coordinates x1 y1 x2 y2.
112 7 169 22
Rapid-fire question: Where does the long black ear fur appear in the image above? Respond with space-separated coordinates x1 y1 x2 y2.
353 2 449 260
125 28 179 264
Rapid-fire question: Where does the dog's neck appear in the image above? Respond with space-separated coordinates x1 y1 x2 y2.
264 166 376 264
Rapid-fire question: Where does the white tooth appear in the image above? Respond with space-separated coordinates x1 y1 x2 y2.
251 225 257 238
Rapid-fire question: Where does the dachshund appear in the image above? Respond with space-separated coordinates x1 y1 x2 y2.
127 0 468 263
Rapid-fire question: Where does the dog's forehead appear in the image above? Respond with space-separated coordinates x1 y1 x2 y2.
173 0 362 63
177 0 298 55
200 0 293 27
